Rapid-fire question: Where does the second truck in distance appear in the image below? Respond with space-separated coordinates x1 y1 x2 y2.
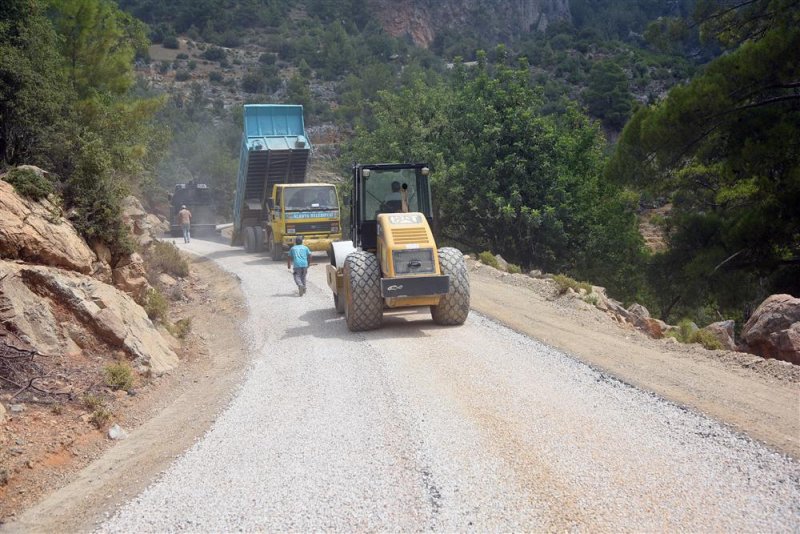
232 104 341 259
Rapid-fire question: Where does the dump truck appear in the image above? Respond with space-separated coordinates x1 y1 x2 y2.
232 104 341 258
326 163 470 331
169 181 216 237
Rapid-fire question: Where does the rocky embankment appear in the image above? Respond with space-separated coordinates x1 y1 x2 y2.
0 166 192 517
475 253 799 365
0 170 177 377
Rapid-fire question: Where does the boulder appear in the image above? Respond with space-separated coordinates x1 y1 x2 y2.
627 303 651 320
0 262 63 355
704 320 737 351
0 180 95 274
494 254 509 272
112 253 151 303
741 294 800 363
0 261 178 374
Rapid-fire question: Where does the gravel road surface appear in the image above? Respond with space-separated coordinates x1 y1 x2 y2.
100 238 800 532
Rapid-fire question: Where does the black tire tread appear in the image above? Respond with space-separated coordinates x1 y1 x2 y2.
344 251 383 331
431 247 470 325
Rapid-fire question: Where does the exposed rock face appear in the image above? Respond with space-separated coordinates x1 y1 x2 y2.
121 195 169 248
0 261 178 374
112 252 150 304
370 0 571 48
741 294 800 364
704 320 737 351
0 180 96 274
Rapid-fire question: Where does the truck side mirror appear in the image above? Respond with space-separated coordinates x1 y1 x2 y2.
266 198 274 209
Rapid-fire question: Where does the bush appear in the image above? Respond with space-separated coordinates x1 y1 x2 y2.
188 60 197 70
690 329 724 350
90 407 113 428
3 167 55 200
175 69 190 81
478 251 499 269
241 72 266 93
168 317 192 339
201 47 226 61
667 318 699 343
552 274 592 295
259 52 276 65
104 362 134 390
162 36 180 49
158 60 171 74
209 71 223 83
145 240 189 278
176 53 189 60
508 263 522 274
144 288 168 323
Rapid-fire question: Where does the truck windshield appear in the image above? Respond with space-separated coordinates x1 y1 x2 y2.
361 168 429 220
284 186 338 211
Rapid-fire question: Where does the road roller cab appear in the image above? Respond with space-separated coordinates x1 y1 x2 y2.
327 163 470 331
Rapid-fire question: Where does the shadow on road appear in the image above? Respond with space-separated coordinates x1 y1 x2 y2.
281 305 445 341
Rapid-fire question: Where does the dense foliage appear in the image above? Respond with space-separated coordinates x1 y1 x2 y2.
609 0 800 321
348 51 645 300
1 0 165 259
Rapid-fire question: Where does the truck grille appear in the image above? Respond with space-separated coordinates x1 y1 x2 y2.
391 227 430 245
293 222 332 233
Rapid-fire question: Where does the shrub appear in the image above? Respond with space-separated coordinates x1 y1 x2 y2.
259 52 276 65
241 72 266 93
552 274 592 295
83 393 105 410
176 53 189 60
201 47 226 61
507 263 522 274
3 167 55 200
188 60 197 70
690 329 724 350
209 71 223 83
175 69 190 82
162 35 179 49
168 317 192 339
667 318 698 343
145 241 189 278
90 407 113 428
582 293 600 306
158 60 170 74
104 362 134 390
144 288 168 323
478 251 499 269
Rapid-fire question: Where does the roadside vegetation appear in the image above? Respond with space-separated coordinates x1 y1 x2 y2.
3 0 796 329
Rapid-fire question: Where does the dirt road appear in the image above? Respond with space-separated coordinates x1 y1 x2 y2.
9 238 800 531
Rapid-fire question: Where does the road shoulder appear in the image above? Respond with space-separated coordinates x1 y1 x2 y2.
468 263 800 458
2 256 250 533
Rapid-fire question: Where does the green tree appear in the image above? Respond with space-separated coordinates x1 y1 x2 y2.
0 0 73 166
348 50 645 299
48 0 148 97
583 60 632 129
608 0 800 319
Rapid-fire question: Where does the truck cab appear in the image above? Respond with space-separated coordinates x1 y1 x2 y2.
266 183 342 259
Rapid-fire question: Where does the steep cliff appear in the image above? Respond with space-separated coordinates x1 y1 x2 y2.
370 0 571 48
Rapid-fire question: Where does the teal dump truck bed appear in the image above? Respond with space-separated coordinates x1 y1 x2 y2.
232 104 311 245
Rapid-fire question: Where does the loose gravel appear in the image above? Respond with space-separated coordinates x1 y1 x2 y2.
99 238 800 532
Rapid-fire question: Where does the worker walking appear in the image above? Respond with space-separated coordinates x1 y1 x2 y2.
177 205 192 243
287 236 312 296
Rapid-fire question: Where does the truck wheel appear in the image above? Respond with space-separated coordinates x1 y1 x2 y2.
253 226 264 253
430 247 470 326
343 251 382 331
269 232 282 261
243 226 255 252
